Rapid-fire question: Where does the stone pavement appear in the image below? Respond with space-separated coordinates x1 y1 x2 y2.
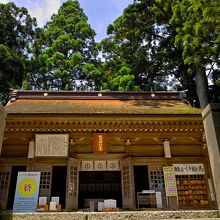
0 210 219 220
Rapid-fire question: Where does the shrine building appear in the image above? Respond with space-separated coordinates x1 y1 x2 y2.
0 90 216 211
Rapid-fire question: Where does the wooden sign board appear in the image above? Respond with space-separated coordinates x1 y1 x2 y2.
93 134 108 153
35 134 69 157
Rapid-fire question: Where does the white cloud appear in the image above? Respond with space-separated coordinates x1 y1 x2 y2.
0 0 133 41
28 0 61 27
0 0 9 4
0 0 62 27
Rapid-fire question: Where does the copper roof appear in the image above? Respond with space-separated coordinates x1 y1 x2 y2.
5 90 201 115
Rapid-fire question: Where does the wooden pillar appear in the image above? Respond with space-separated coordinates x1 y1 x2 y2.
202 104 220 213
0 104 7 156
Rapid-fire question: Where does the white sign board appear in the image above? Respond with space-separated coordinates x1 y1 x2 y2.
98 202 104 211
142 190 155 193
35 134 69 157
13 172 40 213
80 160 120 171
51 197 59 205
107 161 120 171
163 166 178 197
49 202 57 211
94 161 106 171
104 199 117 208
38 197 47 206
81 161 94 171
173 164 205 175
156 192 162 208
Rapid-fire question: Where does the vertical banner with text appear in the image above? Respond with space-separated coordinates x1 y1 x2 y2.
13 172 41 213
163 166 178 197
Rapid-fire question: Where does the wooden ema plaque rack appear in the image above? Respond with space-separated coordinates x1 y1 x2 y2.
176 175 209 207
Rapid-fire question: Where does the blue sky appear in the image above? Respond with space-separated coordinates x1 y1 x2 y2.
0 0 133 41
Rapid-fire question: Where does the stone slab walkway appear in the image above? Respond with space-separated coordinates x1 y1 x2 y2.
0 210 219 220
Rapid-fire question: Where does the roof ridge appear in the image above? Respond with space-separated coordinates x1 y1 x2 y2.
10 90 186 102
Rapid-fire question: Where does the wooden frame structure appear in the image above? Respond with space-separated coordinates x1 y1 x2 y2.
0 90 215 211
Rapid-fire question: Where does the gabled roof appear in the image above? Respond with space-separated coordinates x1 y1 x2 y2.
5 90 202 115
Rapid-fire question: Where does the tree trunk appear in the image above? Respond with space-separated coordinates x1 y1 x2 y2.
196 65 209 108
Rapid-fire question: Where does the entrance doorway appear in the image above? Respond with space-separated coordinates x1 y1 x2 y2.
7 166 26 209
51 166 67 209
133 165 149 207
78 171 122 209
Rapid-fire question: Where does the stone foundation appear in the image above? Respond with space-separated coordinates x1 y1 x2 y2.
88 210 219 220
0 210 219 220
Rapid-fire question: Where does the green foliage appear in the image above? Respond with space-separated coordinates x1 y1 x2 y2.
1 0 219 107
101 0 219 106
102 65 140 91
0 2 37 104
0 44 24 103
29 0 101 91
170 0 220 107
100 0 169 92
110 74 137 91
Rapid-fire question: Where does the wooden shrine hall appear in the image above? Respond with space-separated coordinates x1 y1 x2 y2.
0 90 216 211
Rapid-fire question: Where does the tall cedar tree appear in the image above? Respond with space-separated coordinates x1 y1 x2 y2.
28 0 102 91
170 0 220 107
0 2 37 104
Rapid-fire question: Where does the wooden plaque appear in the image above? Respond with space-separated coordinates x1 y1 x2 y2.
93 134 108 153
35 134 69 157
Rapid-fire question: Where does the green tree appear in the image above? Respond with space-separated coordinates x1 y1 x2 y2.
100 1 169 92
29 0 101 91
0 45 24 103
150 0 199 104
170 0 220 107
0 2 37 104
101 0 220 107
100 0 198 98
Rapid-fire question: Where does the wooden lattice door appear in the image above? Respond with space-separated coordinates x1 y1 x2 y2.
35 166 52 204
66 158 80 210
121 157 135 209
0 167 10 210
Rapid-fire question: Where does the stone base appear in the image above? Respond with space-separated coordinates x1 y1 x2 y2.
0 210 219 220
